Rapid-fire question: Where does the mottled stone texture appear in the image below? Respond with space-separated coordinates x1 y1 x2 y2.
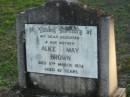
16 0 99 96
16 12 27 88
112 88 126 97
16 0 120 97
99 17 118 97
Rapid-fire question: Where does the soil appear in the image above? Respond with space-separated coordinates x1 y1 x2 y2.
0 73 128 97
0 90 8 97
0 85 75 97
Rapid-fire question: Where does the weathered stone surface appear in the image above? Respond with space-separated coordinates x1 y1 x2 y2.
16 11 28 88
112 88 126 97
25 24 98 78
16 0 121 97
99 17 118 97
17 0 99 96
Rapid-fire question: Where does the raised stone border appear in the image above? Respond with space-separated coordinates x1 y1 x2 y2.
16 0 126 97
112 88 126 97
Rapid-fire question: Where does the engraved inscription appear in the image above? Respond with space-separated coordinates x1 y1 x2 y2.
25 24 98 78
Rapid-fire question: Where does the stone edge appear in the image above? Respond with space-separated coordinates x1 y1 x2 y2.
112 88 126 97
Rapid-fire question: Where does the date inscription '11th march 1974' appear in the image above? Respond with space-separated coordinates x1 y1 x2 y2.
25 24 98 79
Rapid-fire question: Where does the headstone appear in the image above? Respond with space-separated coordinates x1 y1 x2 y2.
16 0 126 97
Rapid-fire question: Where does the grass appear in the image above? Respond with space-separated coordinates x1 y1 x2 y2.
0 0 45 89
0 0 130 96
128 85 130 97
